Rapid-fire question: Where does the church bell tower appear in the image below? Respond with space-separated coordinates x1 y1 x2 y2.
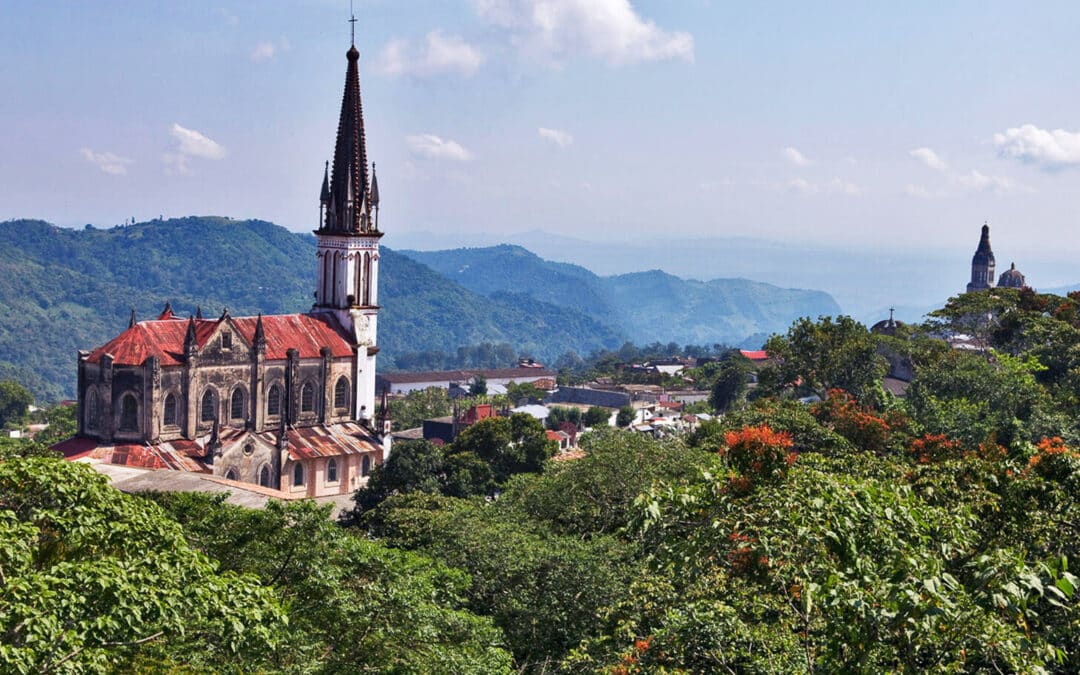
313 36 382 423
965 222 995 293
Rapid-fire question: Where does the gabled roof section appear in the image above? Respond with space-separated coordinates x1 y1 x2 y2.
86 313 354 366
321 45 372 235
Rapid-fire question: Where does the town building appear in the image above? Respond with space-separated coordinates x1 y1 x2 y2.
57 36 391 498
377 367 557 396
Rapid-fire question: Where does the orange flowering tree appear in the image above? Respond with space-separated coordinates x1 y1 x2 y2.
811 389 899 454
721 424 796 483
1026 436 1080 481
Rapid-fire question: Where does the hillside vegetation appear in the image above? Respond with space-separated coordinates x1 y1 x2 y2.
0 218 623 401
401 244 841 348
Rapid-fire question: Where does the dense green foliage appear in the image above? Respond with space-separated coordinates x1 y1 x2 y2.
0 379 32 427
148 493 512 673
346 414 554 516
402 245 842 349
0 450 283 672
0 218 624 401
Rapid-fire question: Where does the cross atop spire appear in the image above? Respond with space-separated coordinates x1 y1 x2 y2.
349 2 358 47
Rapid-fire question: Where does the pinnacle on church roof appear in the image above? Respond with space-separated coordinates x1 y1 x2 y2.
321 41 372 235
184 315 197 348
320 161 330 205
370 163 380 208
128 308 136 329
158 301 175 321
196 305 203 320
253 313 266 346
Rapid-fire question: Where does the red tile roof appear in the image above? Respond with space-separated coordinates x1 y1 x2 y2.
739 350 769 361
86 313 354 366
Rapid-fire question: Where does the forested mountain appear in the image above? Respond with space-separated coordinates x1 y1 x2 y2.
0 218 623 401
401 245 842 348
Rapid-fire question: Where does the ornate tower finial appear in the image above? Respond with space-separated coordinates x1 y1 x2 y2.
349 0 358 47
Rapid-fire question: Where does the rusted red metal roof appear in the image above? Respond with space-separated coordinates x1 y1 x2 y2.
85 313 353 366
284 422 381 461
739 350 769 361
53 436 210 472
55 421 379 472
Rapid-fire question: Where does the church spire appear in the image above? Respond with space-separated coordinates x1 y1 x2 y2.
321 36 370 235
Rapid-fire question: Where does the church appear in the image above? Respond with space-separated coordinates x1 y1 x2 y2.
61 37 391 498
964 223 1027 293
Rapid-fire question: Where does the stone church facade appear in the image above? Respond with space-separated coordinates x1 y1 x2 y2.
68 39 391 498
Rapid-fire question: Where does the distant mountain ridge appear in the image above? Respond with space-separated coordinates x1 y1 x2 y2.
0 218 624 401
399 244 842 348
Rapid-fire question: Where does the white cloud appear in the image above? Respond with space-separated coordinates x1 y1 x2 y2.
472 0 693 66
957 170 1031 195
250 42 276 62
250 38 291 64
374 31 483 77
787 177 860 196
903 184 945 199
80 148 133 175
406 134 473 161
909 147 947 171
163 123 226 175
993 124 1080 169
538 127 573 147
782 146 810 167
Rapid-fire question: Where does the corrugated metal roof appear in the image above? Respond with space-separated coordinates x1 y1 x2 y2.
285 422 381 461
55 420 380 472
54 435 209 472
86 313 354 366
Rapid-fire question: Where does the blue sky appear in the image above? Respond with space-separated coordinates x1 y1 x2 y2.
3 0 1080 261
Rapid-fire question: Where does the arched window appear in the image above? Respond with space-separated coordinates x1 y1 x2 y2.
292 462 305 487
118 393 139 432
231 388 245 421
201 389 216 422
334 377 349 411
331 251 339 305
361 454 371 477
267 384 282 417
259 464 271 487
301 382 315 413
355 255 363 305
327 458 338 483
363 252 372 305
86 389 100 431
163 393 177 427
224 467 239 481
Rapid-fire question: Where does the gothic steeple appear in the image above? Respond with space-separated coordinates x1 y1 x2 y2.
320 42 372 235
966 222 997 293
